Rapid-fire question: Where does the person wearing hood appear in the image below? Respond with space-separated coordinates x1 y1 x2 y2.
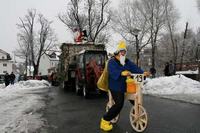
100 40 144 131
4 73 10 87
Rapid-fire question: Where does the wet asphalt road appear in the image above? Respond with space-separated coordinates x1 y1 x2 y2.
42 87 200 133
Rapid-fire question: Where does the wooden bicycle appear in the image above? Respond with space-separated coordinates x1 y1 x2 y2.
106 74 148 132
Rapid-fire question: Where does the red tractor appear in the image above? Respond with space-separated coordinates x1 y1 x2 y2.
69 50 107 98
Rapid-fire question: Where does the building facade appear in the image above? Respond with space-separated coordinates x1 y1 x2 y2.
0 49 13 75
39 51 60 76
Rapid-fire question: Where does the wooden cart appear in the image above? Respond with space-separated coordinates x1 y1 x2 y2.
106 74 148 132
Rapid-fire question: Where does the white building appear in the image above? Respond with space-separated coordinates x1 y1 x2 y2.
38 50 60 76
0 49 13 75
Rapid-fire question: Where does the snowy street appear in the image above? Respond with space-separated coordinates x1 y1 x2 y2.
0 75 200 132
42 81 200 133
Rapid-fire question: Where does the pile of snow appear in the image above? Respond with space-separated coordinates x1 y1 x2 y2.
0 80 50 132
0 84 4 89
0 80 50 90
144 75 200 104
176 69 198 74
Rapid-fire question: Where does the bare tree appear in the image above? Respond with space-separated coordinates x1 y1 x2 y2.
15 33 30 75
113 0 177 69
196 29 200 81
164 0 179 67
58 0 111 43
112 0 151 65
196 0 200 80
197 0 200 11
59 0 85 31
145 0 171 69
16 9 36 76
157 33 182 74
16 9 57 77
33 14 57 76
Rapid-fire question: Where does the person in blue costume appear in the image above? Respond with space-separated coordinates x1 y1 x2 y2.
100 40 144 131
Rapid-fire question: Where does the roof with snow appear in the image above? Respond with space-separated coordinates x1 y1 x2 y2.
0 49 8 55
44 50 61 61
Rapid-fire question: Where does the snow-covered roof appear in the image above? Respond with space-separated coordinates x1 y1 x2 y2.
44 50 61 61
0 49 8 55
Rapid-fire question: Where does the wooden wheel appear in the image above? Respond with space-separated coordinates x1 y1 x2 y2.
106 102 120 124
129 105 148 132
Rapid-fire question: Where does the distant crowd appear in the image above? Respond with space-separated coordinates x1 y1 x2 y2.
148 60 176 78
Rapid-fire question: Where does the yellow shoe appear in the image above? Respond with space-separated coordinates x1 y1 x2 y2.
100 118 113 131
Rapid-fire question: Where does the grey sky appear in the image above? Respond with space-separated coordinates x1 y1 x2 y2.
0 0 200 56
174 0 200 30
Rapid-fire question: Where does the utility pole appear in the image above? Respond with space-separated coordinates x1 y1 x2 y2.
180 22 188 71
135 34 140 66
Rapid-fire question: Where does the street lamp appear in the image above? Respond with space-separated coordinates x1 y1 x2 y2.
131 28 141 66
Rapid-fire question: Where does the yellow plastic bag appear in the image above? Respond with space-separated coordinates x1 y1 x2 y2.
97 61 109 92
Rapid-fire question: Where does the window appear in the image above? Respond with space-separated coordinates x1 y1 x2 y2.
85 53 106 66
3 71 7 73
3 63 7 67
2 56 5 59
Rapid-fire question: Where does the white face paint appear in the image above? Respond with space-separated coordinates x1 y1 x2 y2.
119 54 126 66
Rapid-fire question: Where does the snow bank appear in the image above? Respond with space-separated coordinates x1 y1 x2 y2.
0 84 4 89
144 75 200 104
0 80 50 132
0 80 50 90
144 75 200 95
176 69 198 74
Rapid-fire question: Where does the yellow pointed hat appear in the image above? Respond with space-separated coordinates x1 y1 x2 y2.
116 40 127 53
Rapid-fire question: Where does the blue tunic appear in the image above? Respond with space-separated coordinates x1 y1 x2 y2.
108 57 144 92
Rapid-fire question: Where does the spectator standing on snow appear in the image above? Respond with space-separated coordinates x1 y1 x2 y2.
150 67 156 78
10 72 16 85
169 60 175 76
164 62 170 76
4 73 10 87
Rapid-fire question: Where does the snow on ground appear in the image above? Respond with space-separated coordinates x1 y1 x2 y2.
144 75 200 104
176 69 198 74
0 80 50 132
